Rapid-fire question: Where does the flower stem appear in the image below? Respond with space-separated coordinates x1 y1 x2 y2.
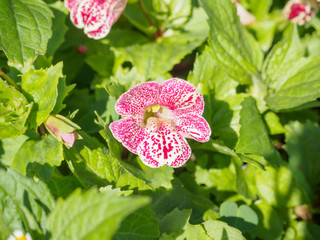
138 0 155 28
0 70 21 91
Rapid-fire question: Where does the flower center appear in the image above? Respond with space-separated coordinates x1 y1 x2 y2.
16 236 27 240
143 104 173 125
146 104 160 113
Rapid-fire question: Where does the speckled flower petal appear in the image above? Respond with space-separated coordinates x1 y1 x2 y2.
137 120 191 168
65 0 81 11
109 0 128 23
115 82 161 116
75 0 105 30
159 78 204 116
174 114 211 142
68 0 124 39
84 15 113 39
109 117 147 154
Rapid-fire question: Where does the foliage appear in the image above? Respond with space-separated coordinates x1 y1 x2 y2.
1 0 320 239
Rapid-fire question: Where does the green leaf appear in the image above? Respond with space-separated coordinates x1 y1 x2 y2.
86 51 114 77
0 79 32 139
64 131 154 190
47 188 149 240
195 164 237 194
46 2 68 57
192 139 237 158
188 49 243 148
263 26 304 90
264 111 286 135
255 165 307 207
288 221 320 240
52 77 75 114
263 26 320 110
151 179 213 224
153 0 192 27
0 134 28 166
251 20 278 52
159 208 210 240
250 202 283 240
176 221 210 240
236 96 282 166
246 0 272 19
285 121 320 190
0 169 55 235
160 208 191 237
114 207 160 240
167 7 209 43
11 134 64 175
115 39 201 80
22 62 63 128
303 32 320 57
136 159 174 189
46 169 83 199
0 211 11 240
266 55 320 111
0 0 53 68
188 49 239 100
219 201 258 233
203 220 246 240
123 1 156 36
102 66 145 99
199 0 263 84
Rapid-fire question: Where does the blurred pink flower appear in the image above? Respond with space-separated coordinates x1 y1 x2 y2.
65 0 127 39
283 0 317 25
109 78 211 168
231 0 256 26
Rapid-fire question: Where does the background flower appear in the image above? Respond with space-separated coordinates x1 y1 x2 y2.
283 0 317 25
7 230 32 240
65 0 127 39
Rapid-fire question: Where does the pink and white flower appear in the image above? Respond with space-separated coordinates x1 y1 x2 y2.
109 78 211 168
7 230 32 240
283 0 317 25
65 0 127 39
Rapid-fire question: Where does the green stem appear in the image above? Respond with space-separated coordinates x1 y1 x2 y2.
0 70 21 91
138 0 155 28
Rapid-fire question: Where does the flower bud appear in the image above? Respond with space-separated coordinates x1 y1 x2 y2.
44 114 81 148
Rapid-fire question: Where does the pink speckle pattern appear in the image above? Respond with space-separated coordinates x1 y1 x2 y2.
137 121 191 168
115 81 160 117
159 78 204 116
65 0 127 40
109 78 211 168
174 114 211 142
109 117 147 154
65 0 81 10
